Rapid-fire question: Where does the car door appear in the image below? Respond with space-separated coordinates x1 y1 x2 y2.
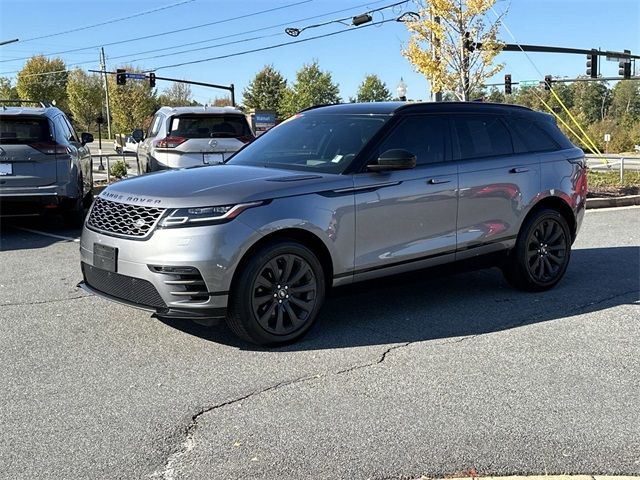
452 113 540 257
352 114 458 280
62 115 92 195
137 113 163 172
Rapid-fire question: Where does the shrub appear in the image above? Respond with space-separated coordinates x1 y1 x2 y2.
109 159 128 179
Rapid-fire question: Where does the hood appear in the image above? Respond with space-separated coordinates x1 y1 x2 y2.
98 164 352 208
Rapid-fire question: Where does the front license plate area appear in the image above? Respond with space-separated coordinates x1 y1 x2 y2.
203 153 223 165
0 163 13 176
94 244 118 272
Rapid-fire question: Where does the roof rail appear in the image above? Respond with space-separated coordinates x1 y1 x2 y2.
0 99 51 108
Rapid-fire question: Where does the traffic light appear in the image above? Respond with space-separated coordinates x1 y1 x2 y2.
149 72 156 88
504 74 512 95
619 50 631 79
463 31 474 52
116 68 126 85
586 50 598 78
544 75 553 91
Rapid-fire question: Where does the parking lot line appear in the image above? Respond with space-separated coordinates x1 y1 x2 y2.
12 226 80 243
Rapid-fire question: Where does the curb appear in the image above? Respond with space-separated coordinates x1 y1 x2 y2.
586 195 640 209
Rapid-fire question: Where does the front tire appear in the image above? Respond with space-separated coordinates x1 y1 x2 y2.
227 241 326 346
502 208 572 291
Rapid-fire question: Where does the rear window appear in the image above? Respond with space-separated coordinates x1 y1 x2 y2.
0 117 51 144
169 114 252 139
452 115 513 160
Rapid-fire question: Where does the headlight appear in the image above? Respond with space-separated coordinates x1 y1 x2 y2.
160 201 264 228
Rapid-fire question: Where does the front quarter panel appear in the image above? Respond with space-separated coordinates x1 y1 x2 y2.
237 188 356 284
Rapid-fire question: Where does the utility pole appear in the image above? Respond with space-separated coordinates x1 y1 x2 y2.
430 11 442 102
100 47 112 139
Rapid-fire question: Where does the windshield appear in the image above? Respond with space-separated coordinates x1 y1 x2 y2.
169 114 253 140
226 113 389 174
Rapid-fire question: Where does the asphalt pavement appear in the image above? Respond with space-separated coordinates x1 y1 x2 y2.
0 207 638 479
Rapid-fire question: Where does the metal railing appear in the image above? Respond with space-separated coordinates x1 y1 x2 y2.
586 154 640 182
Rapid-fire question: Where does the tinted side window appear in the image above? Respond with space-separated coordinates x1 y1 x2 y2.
62 116 79 142
508 116 559 153
377 115 446 165
537 117 574 150
452 115 513 160
54 116 72 144
148 114 163 137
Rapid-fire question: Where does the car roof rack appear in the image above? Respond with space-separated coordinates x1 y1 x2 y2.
0 99 52 108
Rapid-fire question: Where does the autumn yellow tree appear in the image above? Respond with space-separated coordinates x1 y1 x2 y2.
402 0 505 101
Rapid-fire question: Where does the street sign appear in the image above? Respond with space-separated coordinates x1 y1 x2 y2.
125 73 146 80
604 133 611 142
520 80 539 88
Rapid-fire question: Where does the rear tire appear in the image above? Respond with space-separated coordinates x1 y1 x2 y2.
226 241 326 346
62 197 85 228
502 208 572 291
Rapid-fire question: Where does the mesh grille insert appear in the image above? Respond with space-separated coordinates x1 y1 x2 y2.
87 197 165 238
82 263 166 308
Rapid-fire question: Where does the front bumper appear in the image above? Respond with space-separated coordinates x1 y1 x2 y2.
80 217 262 318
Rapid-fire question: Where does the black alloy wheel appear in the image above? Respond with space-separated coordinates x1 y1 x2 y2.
525 217 567 283
502 208 571 291
251 254 318 335
226 241 325 346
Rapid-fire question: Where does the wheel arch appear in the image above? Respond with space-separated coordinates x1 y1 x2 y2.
523 195 577 241
230 228 334 292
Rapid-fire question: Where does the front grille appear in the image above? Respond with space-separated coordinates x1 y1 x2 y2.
82 262 166 308
87 197 165 238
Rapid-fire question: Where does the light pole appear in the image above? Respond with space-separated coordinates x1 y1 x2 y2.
0 38 19 47
397 78 407 101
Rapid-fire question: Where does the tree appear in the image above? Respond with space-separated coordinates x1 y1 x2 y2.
281 61 341 117
570 80 610 124
66 69 103 132
242 65 287 117
402 0 505 100
108 65 157 135
486 86 505 103
610 80 640 124
157 82 194 107
210 96 233 107
0 77 18 101
16 55 68 109
354 74 391 102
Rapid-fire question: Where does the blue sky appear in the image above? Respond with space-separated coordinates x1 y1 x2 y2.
0 0 638 104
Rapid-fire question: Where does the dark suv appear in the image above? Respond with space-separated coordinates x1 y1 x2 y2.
0 104 93 225
80 102 586 345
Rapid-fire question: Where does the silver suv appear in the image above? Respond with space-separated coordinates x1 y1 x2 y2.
0 104 93 225
79 102 587 345
135 105 254 172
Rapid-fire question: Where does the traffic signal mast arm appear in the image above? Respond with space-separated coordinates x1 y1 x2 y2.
89 69 236 105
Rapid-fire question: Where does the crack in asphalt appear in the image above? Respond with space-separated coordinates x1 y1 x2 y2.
0 294 89 307
149 341 411 479
148 289 639 479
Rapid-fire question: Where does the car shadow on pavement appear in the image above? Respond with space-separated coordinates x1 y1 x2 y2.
160 246 640 351
0 216 82 251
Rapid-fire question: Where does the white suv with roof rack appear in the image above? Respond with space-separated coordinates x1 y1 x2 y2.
134 105 254 172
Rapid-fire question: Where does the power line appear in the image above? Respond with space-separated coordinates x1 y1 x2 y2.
18 0 196 43
4 14 406 83
0 0 392 76
148 17 401 72
0 0 313 64
104 0 389 63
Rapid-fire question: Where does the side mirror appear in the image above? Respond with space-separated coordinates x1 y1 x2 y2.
132 129 144 142
367 149 416 172
81 132 94 145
